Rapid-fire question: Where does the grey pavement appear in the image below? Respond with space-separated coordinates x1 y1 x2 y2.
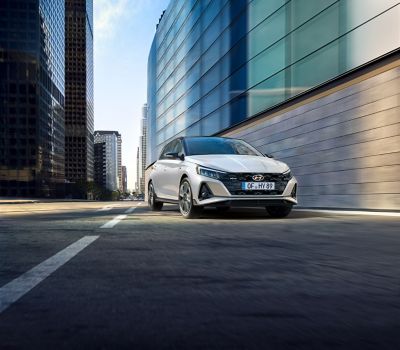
0 201 399 349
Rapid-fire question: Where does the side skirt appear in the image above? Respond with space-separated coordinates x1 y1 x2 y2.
157 197 179 205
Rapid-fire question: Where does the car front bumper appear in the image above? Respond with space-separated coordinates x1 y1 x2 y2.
192 176 298 207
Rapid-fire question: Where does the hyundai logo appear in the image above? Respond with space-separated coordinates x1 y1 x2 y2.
252 174 264 181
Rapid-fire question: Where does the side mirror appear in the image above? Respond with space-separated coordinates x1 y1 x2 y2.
165 152 185 161
264 153 274 158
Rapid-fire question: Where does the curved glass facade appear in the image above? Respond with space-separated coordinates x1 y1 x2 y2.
148 0 400 162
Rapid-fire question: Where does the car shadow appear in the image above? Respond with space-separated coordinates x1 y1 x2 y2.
161 205 326 220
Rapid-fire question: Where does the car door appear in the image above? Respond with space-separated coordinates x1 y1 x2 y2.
163 139 185 199
151 142 173 198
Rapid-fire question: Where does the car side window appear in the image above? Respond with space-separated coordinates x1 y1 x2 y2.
159 143 170 160
159 139 184 160
159 146 165 160
171 140 184 157
160 140 176 160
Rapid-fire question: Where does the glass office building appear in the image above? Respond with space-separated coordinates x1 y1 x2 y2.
94 131 120 192
65 0 94 186
147 0 400 210
148 0 399 161
0 0 66 197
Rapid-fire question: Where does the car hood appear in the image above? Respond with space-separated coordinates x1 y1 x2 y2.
185 155 289 173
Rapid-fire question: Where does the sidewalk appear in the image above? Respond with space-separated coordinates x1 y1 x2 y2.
0 198 98 205
294 207 400 217
0 198 39 204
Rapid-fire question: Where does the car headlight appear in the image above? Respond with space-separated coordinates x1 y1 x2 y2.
197 166 226 179
282 169 292 180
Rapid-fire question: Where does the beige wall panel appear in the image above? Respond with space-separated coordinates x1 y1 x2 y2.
299 194 400 210
300 181 400 196
293 152 400 176
223 65 400 209
228 68 400 140
249 95 400 147
283 136 400 168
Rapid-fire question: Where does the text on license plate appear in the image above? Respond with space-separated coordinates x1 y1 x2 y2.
241 182 275 190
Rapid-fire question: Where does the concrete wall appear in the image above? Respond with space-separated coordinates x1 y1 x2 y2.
222 61 400 210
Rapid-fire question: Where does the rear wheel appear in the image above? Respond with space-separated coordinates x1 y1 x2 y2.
179 179 202 219
266 205 292 218
148 182 163 211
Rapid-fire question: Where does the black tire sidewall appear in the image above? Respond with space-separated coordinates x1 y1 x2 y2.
148 182 163 211
179 179 201 219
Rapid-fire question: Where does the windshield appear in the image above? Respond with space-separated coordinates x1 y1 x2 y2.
184 137 263 156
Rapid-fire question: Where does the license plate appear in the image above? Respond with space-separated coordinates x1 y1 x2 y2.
241 182 275 190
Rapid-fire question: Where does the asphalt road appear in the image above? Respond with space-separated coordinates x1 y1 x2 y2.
0 201 399 349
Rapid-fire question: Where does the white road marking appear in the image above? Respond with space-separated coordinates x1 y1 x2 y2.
125 207 136 214
125 202 142 214
0 235 99 314
100 215 127 228
97 206 112 212
294 209 400 218
100 203 142 228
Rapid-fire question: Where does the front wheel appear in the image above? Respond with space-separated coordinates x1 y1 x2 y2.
179 179 202 219
148 182 163 211
266 205 292 218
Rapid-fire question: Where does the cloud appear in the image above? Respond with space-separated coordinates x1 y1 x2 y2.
94 0 148 41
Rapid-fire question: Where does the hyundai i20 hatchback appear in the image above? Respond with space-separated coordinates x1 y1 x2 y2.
147 136 297 219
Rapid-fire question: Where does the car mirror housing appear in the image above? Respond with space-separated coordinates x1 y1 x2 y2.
165 152 184 161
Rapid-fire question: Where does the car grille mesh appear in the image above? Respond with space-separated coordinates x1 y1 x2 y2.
219 173 290 195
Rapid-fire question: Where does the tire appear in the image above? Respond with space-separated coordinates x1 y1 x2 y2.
148 182 163 211
266 205 292 218
179 179 202 219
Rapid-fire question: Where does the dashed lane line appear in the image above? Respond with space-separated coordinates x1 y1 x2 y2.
97 206 112 212
100 215 127 228
100 203 142 228
124 202 142 214
0 235 99 314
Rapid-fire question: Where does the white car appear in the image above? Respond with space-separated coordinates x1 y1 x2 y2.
147 137 297 219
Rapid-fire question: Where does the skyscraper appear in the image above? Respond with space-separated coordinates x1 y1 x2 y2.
121 165 127 194
117 133 122 192
138 104 148 194
94 131 120 192
94 141 106 189
135 146 140 194
0 0 66 197
65 0 94 187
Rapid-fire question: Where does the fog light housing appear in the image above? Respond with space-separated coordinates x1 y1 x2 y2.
199 183 213 200
291 184 297 199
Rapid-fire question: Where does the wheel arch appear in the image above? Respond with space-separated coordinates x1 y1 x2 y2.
179 173 189 184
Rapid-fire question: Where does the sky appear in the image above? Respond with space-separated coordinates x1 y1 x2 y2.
94 0 170 191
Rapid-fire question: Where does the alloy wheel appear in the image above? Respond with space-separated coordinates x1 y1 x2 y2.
148 183 154 206
179 180 192 215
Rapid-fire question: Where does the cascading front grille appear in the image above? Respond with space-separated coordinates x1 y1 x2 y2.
219 173 290 195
